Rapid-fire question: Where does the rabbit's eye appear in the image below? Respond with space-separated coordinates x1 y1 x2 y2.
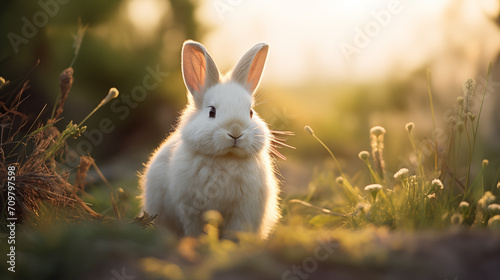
250 109 253 118
209 106 216 118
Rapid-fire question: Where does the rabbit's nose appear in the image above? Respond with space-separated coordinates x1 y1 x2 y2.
228 124 243 138
228 133 242 140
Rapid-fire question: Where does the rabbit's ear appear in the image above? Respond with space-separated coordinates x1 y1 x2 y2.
182 40 220 105
231 43 269 94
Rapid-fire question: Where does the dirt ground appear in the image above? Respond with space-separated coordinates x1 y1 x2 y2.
70 228 500 280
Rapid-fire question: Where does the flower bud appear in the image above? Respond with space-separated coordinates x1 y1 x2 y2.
358 151 370 161
304 125 314 136
405 122 414 133
370 126 386 136
102 87 119 105
431 179 444 190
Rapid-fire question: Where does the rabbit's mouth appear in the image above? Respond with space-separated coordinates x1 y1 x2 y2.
230 142 242 151
226 132 244 149
231 139 239 147
220 132 259 157
226 145 248 157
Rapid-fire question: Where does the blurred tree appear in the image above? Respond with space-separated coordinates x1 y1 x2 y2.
0 0 201 179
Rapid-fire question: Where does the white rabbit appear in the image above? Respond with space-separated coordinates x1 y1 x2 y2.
141 40 280 239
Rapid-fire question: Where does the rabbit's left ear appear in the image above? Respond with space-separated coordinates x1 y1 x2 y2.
182 40 220 106
231 43 269 94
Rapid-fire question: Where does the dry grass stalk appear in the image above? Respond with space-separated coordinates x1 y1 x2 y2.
1 73 103 225
53 67 74 120
74 155 93 192
370 126 387 180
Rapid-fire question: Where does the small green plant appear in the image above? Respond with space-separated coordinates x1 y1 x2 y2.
292 65 499 231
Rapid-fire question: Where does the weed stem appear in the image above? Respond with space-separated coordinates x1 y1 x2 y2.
427 70 438 177
305 126 346 179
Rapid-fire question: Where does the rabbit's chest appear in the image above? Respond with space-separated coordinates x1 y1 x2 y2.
172 154 264 207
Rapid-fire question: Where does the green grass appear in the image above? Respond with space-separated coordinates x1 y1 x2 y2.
287 66 500 232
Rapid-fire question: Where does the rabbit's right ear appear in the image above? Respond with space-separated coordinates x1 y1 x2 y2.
231 43 269 95
182 40 220 106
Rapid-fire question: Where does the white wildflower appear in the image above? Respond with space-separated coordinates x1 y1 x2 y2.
394 168 409 180
488 215 500 229
451 213 463 225
365 184 382 192
358 151 370 161
336 176 344 185
478 191 496 212
370 126 386 136
431 179 444 190
405 122 414 133
459 201 469 211
304 125 314 135
102 87 119 105
487 204 500 216
365 184 382 201
355 202 371 213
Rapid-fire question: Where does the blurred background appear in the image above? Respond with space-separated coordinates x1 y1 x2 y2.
1 0 500 198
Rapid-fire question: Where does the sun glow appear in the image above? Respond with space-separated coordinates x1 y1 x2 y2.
198 0 500 88
126 0 167 33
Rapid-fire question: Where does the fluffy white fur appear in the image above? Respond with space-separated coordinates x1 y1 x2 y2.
141 40 280 238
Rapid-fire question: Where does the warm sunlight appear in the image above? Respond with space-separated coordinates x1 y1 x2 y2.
2 0 500 278
126 0 168 33
199 0 499 88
